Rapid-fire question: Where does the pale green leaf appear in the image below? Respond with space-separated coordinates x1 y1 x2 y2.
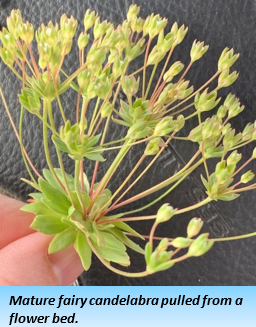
30 215 68 234
75 232 92 271
48 227 76 254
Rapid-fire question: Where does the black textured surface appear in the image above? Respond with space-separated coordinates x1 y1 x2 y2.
0 0 256 285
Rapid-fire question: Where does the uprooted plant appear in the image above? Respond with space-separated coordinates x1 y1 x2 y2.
1 5 256 277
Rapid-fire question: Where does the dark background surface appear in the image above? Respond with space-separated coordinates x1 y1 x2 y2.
0 0 256 285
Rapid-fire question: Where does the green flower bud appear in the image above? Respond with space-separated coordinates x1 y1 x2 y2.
222 123 231 135
127 4 140 22
0 47 15 67
156 203 176 223
252 148 256 159
7 9 23 40
125 41 145 61
188 124 203 142
0 28 16 52
94 17 110 39
112 57 129 79
187 218 204 238
163 61 184 82
218 47 239 72
154 117 174 136
122 75 139 97
147 14 167 39
147 46 165 65
218 69 239 88
84 9 97 31
187 233 214 257
144 137 165 156
77 69 91 94
87 42 106 64
195 89 221 112
217 105 227 119
190 40 209 62
38 42 52 62
171 22 188 46
241 123 254 141
18 21 34 44
78 32 89 49
240 171 255 184
228 102 244 119
19 88 41 114
131 17 144 34
175 80 194 100
171 237 193 248
215 160 226 174
60 14 78 40
101 102 114 118
127 121 150 139
227 151 242 165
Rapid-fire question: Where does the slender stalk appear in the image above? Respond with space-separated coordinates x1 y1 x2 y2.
119 169 190 216
210 231 256 242
108 135 174 211
175 196 211 215
142 38 152 98
151 46 174 98
114 152 202 208
43 100 65 191
75 160 86 216
145 61 158 99
0 84 42 179
47 102 74 204
19 106 38 186
92 139 133 203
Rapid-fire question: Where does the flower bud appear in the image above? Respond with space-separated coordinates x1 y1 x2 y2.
0 28 16 52
78 32 89 49
187 233 214 257
77 69 91 94
227 151 242 165
156 204 176 223
0 47 15 67
122 75 139 97
171 23 188 46
60 14 78 40
147 14 167 39
222 123 231 135
240 171 255 184
195 89 221 112
252 148 256 159
218 69 239 88
94 17 110 39
163 61 184 82
190 40 209 62
217 105 227 119
187 218 204 238
144 137 164 156
101 102 114 118
147 46 165 65
171 237 193 248
19 21 34 44
125 41 145 61
188 124 203 142
131 17 144 34
218 47 239 72
84 9 97 31
175 81 193 100
127 4 140 22
7 9 23 40
19 88 41 114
